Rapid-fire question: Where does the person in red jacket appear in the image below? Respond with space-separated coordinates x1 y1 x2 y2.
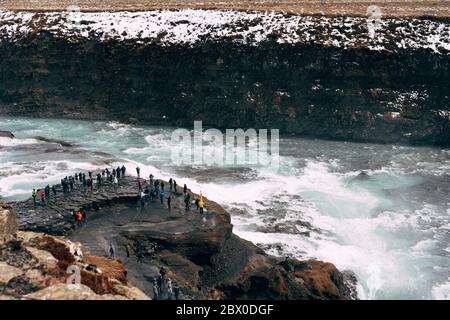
40 189 45 203
75 211 83 228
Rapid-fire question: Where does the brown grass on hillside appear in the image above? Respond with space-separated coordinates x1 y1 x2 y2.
0 1 449 19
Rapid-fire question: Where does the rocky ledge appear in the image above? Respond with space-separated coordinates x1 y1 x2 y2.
0 202 150 300
7 175 357 300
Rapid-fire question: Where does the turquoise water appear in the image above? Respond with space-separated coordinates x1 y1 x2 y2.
0 116 449 299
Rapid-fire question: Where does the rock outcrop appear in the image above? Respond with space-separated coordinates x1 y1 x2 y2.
0 203 17 243
0 202 151 300
10 175 356 300
0 130 14 138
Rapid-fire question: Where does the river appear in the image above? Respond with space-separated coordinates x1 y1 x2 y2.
0 116 449 300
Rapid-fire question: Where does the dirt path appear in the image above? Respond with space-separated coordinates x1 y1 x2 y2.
0 1 449 19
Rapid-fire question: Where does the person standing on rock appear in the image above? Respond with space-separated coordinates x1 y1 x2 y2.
160 190 165 204
52 185 56 196
149 174 154 184
183 184 187 194
195 198 200 211
169 178 173 191
82 209 87 226
199 199 205 215
40 189 45 203
174 285 180 300
160 266 167 279
113 176 118 188
167 195 171 210
161 181 165 191
109 242 115 258
140 191 146 208
167 278 173 296
184 193 190 211
75 210 83 228
153 280 159 300
136 166 140 178
32 189 37 205
173 180 177 193
121 165 126 176
45 185 50 200
88 171 92 179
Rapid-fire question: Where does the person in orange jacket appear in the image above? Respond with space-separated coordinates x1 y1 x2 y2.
75 210 83 227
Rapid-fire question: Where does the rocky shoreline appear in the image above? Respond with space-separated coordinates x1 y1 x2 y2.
3 173 357 300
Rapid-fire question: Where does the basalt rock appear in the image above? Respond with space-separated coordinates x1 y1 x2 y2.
0 130 14 138
11 174 354 299
0 230 151 300
0 11 449 146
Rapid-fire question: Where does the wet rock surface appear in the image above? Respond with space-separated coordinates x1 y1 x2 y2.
0 130 14 138
10 173 355 299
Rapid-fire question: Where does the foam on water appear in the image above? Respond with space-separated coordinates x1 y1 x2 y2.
0 116 448 299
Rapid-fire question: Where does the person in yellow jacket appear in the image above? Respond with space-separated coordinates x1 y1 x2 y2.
198 199 204 215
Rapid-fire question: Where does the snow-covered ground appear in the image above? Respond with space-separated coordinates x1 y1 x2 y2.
0 9 449 54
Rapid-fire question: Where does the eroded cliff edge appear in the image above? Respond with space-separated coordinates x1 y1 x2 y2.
0 10 449 146
0 202 151 300
7 176 357 300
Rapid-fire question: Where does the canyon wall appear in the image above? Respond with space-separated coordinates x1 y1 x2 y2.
0 10 449 146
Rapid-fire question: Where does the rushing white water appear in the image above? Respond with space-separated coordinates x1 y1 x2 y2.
0 116 449 300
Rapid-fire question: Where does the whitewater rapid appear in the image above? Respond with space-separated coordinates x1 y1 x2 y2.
0 116 449 300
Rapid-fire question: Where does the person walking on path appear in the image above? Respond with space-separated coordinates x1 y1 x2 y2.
169 178 173 191
183 184 187 194
173 180 177 193
52 185 56 195
167 195 171 210
40 189 45 203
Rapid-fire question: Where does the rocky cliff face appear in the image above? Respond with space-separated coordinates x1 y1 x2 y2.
0 203 150 300
0 10 449 146
11 175 357 300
